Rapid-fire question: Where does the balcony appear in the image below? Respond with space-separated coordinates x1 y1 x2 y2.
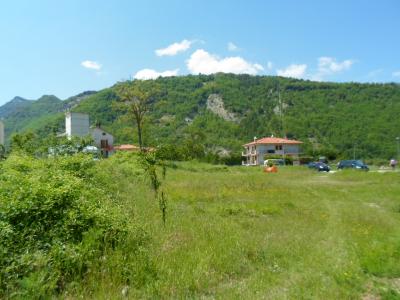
242 151 257 156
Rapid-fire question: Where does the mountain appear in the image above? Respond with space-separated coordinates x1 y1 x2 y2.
2 95 63 138
63 91 97 110
0 96 33 118
1 74 400 159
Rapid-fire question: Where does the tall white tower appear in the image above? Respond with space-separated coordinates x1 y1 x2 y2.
0 120 4 145
65 112 89 138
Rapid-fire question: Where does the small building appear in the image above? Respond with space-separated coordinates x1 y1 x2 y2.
113 144 141 152
113 144 155 152
242 136 302 166
91 125 114 158
63 112 114 157
0 120 4 145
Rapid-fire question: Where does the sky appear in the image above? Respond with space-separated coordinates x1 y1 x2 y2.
0 0 399 105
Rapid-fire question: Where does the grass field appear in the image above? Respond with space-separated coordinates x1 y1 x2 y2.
60 157 399 300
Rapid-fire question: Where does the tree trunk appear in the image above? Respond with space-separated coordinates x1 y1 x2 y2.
137 120 143 151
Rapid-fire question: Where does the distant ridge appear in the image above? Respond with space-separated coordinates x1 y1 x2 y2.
0 91 97 141
0 74 399 158
0 96 33 118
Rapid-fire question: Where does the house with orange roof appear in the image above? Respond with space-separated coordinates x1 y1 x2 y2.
113 144 155 152
242 136 302 166
113 144 141 151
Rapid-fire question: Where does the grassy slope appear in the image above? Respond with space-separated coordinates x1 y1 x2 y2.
70 158 400 299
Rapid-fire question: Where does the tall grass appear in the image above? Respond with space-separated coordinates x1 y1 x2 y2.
2 153 400 298
67 159 400 299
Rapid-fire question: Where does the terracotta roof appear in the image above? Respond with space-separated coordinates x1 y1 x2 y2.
113 144 140 151
244 137 303 146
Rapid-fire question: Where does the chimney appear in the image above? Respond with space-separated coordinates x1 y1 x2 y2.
253 136 257 142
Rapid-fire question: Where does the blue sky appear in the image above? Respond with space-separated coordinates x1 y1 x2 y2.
0 0 399 105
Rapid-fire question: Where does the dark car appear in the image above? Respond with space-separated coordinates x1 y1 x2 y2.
308 162 330 172
337 160 369 171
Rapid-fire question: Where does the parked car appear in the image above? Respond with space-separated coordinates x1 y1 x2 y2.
308 162 330 172
337 160 369 171
264 158 285 166
318 156 328 163
307 162 317 168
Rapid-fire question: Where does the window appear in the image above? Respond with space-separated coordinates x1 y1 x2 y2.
275 145 283 151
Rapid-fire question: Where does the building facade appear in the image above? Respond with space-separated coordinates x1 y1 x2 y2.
90 126 114 157
66 112 90 138
242 137 302 166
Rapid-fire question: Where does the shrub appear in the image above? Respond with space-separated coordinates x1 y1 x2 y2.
0 154 149 297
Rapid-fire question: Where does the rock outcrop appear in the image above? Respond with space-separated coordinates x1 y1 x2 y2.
206 94 238 122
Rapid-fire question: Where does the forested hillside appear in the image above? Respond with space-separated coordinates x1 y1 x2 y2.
1 91 97 140
0 96 33 118
2 74 400 159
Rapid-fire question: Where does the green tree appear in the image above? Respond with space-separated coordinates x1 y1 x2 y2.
10 132 36 154
0 144 6 160
115 80 160 150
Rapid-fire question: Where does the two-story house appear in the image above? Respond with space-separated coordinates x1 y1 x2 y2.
242 136 302 166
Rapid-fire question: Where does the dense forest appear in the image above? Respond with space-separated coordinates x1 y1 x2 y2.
1 74 400 159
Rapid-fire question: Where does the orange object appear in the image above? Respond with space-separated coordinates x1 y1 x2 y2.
264 165 278 173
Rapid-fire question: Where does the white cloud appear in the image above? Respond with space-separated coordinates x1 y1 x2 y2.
318 57 354 73
393 71 400 77
267 61 273 70
277 64 307 79
81 60 102 70
312 57 354 80
186 49 264 75
227 42 239 51
134 68 179 80
155 39 192 57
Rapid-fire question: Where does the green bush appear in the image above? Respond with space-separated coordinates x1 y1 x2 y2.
0 154 150 298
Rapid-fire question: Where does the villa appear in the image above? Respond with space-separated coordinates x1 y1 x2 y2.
242 136 302 166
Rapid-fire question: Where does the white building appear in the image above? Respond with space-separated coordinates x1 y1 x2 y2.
90 125 114 157
0 120 4 145
64 112 114 157
242 136 302 166
66 112 90 138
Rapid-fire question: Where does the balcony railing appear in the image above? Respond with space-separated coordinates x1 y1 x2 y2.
242 151 257 156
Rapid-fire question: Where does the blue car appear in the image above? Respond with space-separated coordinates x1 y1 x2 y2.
337 160 369 171
308 162 331 172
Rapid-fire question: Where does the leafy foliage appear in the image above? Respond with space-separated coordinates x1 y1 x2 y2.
2 74 400 159
114 80 161 149
0 154 151 297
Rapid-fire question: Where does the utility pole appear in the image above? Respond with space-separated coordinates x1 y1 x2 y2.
396 137 400 160
353 144 356 160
